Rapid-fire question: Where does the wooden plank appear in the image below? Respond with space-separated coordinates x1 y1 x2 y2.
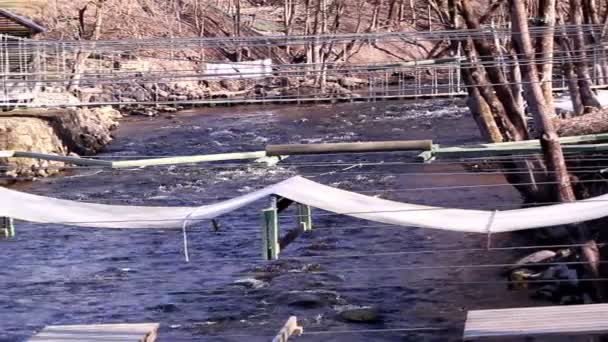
266 140 434 156
272 316 303 342
29 323 159 342
464 304 608 340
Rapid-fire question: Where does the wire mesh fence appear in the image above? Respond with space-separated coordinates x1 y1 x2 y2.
2 24 608 108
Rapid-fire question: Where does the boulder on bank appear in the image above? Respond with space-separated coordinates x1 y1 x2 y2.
0 107 121 178
0 117 66 178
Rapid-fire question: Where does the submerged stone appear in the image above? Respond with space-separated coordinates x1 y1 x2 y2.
338 307 381 323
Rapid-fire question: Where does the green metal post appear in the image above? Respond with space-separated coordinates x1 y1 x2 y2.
262 200 280 260
1 217 14 238
297 204 313 232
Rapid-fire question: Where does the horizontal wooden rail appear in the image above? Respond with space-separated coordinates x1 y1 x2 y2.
266 140 434 156
4 132 608 168
1 151 266 168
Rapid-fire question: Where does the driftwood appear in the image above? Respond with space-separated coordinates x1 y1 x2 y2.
556 110 608 136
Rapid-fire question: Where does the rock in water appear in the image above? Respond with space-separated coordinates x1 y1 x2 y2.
147 303 179 313
507 250 557 272
233 278 266 289
338 307 381 323
287 293 325 308
508 268 542 290
276 290 340 308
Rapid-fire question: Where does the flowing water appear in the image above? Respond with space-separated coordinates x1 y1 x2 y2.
1 99 551 341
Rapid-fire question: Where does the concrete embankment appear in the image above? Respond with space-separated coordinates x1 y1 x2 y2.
0 107 121 179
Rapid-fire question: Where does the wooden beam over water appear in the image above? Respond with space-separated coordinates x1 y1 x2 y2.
5 132 608 168
266 140 434 156
111 151 267 168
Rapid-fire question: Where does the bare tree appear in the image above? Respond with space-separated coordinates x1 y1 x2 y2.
284 0 296 55
538 0 556 115
570 0 602 111
460 0 528 140
512 0 603 300
233 0 242 61
67 0 105 92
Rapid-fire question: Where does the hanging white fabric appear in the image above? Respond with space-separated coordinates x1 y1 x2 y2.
1 176 607 233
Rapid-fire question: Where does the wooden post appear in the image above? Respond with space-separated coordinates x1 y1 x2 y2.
272 316 303 342
28 323 159 342
266 140 433 156
297 204 312 232
261 198 280 260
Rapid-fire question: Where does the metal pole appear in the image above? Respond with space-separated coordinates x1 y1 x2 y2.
297 204 312 232
261 196 279 260
456 42 462 93
1 217 14 238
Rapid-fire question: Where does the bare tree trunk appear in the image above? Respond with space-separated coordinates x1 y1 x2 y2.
570 0 602 111
463 68 506 142
464 73 504 142
510 51 525 113
511 1 553 126
371 0 383 30
68 1 105 92
449 0 516 141
387 0 399 23
304 0 313 73
284 0 296 56
556 27 585 116
461 0 528 140
409 0 416 25
513 0 603 300
538 0 556 115
584 0 608 85
194 0 207 61
234 0 242 61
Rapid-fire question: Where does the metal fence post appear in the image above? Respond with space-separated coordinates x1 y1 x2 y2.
297 204 312 232
261 197 280 260
1 217 14 238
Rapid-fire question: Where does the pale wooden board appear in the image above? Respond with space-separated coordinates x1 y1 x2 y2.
464 304 608 340
28 323 159 342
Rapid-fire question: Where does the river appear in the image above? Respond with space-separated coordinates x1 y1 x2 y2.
1 99 552 341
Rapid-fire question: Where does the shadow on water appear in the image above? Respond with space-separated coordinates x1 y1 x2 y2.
1 99 564 341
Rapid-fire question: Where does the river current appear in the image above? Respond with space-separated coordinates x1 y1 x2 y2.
2 99 550 341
